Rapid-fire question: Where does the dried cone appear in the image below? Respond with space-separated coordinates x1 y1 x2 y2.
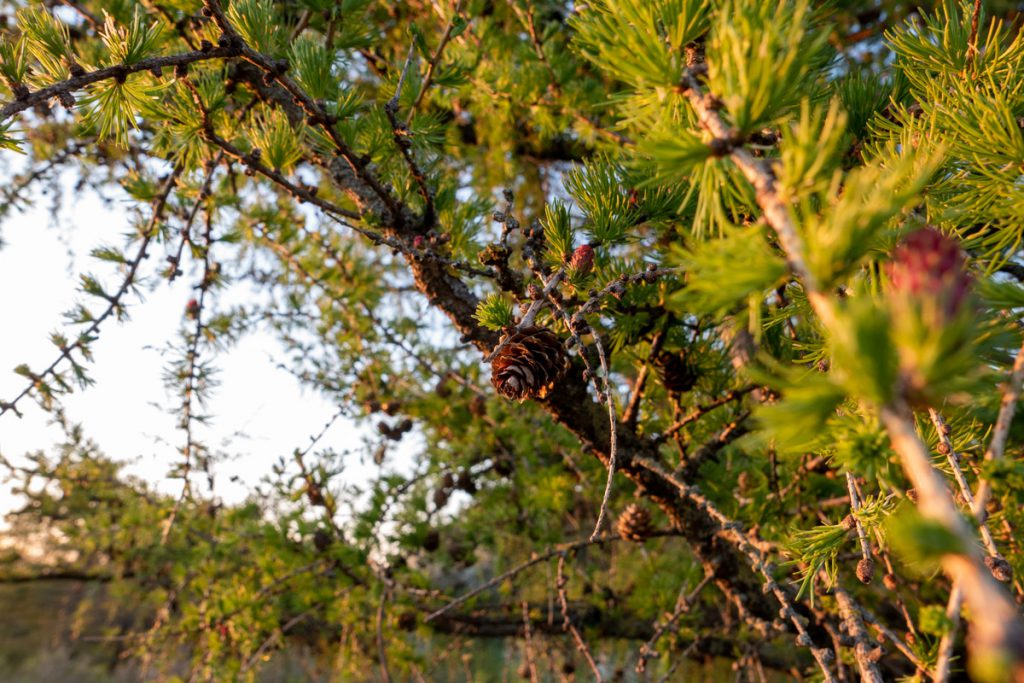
490 326 568 401
654 351 699 394
616 504 654 542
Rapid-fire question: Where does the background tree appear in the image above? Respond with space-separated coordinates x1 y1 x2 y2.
1 0 1024 681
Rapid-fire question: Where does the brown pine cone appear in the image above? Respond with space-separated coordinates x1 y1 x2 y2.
490 326 568 401
616 504 654 542
396 611 417 632
422 529 440 553
654 351 699 394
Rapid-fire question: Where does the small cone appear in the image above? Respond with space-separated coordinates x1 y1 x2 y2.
616 504 654 542
856 557 874 585
654 351 699 394
490 326 568 401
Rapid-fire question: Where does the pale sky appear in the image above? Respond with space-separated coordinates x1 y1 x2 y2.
0 177 379 517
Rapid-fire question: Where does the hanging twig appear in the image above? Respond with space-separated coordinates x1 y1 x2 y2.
636 571 714 673
588 331 618 541
521 600 541 683
377 588 393 683
556 552 603 681
406 0 464 125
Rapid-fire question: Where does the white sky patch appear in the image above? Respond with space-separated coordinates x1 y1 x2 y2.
0 182 378 518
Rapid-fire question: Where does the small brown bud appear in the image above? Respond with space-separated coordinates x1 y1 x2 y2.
856 557 874 585
985 555 1013 582
883 573 898 591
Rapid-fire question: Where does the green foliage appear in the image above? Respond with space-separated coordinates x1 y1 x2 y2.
570 0 709 90
248 109 305 173
0 36 30 86
885 504 966 568
564 157 639 244
669 225 787 317
706 0 831 134
473 293 514 331
290 37 338 102
99 8 163 66
17 6 72 79
227 0 280 54
540 200 574 264
754 364 847 455
800 139 942 288
827 295 898 406
786 519 848 604
3 0 1024 679
825 410 899 485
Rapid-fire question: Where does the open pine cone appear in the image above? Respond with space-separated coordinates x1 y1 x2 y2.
616 504 654 542
654 351 699 394
490 326 568 401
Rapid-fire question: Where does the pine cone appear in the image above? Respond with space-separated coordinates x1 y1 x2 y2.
616 504 654 542
422 529 440 553
396 611 417 632
490 326 568 401
654 351 699 394
312 529 333 552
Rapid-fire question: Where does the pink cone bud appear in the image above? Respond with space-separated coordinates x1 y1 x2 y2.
569 244 595 275
413 235 425 249
887 228 971 323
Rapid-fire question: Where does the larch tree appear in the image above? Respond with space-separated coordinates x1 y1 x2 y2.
1 0 1024 681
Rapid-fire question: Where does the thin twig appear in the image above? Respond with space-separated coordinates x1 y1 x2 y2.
656 386 755 442
934 583 964 683
834 585 884 683
424 531 676 622
556 553 603 681
967 0 983 62
406 0 464 125
928 409 1002 559
0 170 179 419
636 571 713 673
621 330 665 428
934 338 1024 682
377 588 393 683
588 331 618 541
680 60 1024 667
633 456 838 682
845 472 874 581
0 47 240 124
